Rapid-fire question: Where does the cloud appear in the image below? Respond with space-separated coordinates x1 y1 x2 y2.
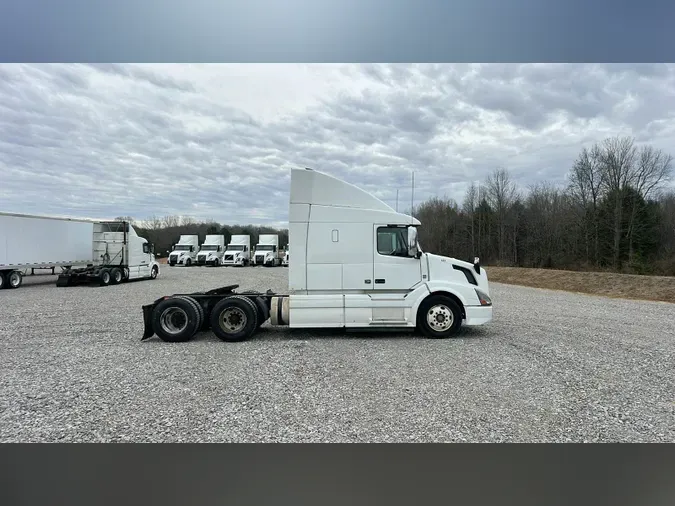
1 63 674 227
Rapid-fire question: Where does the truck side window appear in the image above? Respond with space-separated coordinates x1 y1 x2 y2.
377 227 408 257
143 243 149 254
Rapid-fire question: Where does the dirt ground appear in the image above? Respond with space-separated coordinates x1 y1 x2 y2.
486 266 675 304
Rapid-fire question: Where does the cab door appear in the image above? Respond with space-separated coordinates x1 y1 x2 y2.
372 225 422 291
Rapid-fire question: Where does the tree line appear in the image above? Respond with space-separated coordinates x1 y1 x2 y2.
414 136 675 275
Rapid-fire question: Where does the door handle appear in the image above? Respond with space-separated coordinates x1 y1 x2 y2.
375 279 385 284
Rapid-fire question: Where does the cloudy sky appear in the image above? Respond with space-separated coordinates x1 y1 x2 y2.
1 63 674 228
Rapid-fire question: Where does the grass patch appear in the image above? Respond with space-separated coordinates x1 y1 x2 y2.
486 266 675 304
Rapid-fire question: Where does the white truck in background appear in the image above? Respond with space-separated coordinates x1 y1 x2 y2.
222 235 251 266
282 246 289 267
253 234 281 266
141 167 493 343
168 235 199 266
197 235 226 266
0 212 160 289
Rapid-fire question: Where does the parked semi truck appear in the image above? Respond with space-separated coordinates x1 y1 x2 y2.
140 167 493 343
282 246 289 267
168 235 199 266
0 212 159 289
222 235 251 266
197 235 225 266
253 234 281 266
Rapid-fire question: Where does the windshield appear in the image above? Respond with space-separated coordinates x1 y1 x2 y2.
227 245 245 251
200 245 219 251
256 245 275 251
174 245 192 251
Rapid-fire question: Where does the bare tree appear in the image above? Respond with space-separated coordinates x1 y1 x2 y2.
462 182 478 255
598 136 637 269
147 215 163 230
485 168 517 262
568 144 605 265
162 215 180 228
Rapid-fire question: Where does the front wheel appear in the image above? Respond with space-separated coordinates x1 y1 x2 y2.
150 266 158 279
417 295 463 338
212 258 220 267
185 258 192 267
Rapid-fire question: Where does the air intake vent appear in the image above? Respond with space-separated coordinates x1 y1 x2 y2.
453 265 478 285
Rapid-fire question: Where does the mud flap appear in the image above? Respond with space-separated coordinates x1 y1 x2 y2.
141 304 156 340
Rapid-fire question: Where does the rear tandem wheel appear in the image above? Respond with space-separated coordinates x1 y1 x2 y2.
151 296 201 342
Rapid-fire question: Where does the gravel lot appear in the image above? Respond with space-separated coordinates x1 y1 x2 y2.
1 265 673 442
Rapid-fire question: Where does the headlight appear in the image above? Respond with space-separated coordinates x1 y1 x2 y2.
475 288 492 306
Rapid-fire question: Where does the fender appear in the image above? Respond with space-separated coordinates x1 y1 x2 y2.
150 260 161 276
409 280 478 322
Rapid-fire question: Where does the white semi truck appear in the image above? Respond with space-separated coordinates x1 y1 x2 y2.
0 212 160 289
222 235 251 266
141 167 493 343
253 234 281 266
168 235 199 266
196 235 226 266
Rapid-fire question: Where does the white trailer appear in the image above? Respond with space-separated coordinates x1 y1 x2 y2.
222 235 251 266
196 235 226 266
253 234 281 266
0 212 160 289
141 167 493 343
168 235 199 266
282 246 289 267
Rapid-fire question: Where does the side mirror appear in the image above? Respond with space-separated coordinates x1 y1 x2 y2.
407 226 419 258
474 256 481 274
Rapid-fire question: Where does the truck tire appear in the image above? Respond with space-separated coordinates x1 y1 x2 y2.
110 267 123 284
152 297 200 342
150 266 158 279
210 295 258 342
7 270 23 289
175 296 205 332
212 258 220 267
416 295 463 338
99 269 111 286
185 258 192 267
0 271 5 289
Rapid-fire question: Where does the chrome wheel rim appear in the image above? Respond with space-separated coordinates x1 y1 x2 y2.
160 307 188 334
219 307 246 333
427 304 453 331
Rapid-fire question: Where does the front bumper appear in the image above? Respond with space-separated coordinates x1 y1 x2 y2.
463 305 493 326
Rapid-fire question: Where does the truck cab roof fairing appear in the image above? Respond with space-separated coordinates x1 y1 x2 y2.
290 167 421 225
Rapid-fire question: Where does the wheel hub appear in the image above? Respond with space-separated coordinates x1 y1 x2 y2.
220 307 246 333
159 307 188 334
427 304 454 331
